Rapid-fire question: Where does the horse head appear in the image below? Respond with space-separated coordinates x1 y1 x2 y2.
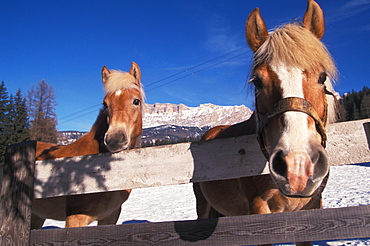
246 0 337 197
101 62 144 153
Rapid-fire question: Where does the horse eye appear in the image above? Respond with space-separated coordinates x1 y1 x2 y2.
133 98 141 106
318 72 327 84
249 76 263 89
102 101 108 109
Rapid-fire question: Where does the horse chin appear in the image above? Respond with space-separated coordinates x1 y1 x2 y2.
269 146 329 198
276 181 319 198
106 144 129 153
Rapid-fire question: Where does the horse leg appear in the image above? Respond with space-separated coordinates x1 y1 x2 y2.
98 206 121 225
65 214 95 228
65 194 96 228
193 182 212 219
252 192 316 246
31 213 46 229
294 175 328 245
199 179 250 216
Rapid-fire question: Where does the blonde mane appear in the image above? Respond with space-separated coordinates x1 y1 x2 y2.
253 23 338 123
103 69 145 100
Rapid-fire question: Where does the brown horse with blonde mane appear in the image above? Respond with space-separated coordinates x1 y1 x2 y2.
194 1 337 245
32 62 144 228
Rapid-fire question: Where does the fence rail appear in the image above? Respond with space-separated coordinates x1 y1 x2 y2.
29 205 370 245
0 119 369 245
34 119 370 199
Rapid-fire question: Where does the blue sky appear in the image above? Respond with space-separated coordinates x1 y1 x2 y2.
1 0 369 131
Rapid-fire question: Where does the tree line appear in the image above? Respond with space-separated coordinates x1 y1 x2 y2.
338 86 370 121
141 136 202 148
0 80 58 164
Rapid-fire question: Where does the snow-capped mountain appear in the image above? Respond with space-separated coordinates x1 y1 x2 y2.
58 103 253 145
143 103 252 128
58 131 87 145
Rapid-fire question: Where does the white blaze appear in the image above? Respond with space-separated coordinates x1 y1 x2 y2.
270 64 308 152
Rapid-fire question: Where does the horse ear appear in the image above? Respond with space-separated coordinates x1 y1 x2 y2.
101 66 110 84
302 0 325 39
130 62 141 86
245 8 268 52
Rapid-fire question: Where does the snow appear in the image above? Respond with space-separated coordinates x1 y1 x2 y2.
143 103 252 128
42 163 370 245
323 164 370 209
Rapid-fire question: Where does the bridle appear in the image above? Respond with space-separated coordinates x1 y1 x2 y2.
256 87 336 160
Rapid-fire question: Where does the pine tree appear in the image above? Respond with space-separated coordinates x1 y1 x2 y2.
352 102 360 120
6 95 15 142
360 94 370 119
0 81 12 164
10 89 30 143
27 79 58 143
337 100 348 122
339 86 370 121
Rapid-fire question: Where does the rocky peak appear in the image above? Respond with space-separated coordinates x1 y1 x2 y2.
143 103 252 129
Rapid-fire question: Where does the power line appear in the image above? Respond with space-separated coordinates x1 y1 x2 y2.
146 50 250 92
58 47 250 125
145 46 248 88
58 106 101 126
58 103 101 121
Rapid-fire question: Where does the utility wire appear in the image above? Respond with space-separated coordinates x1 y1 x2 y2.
145 46 248 88
146 50 250 92
58 106 100 126
58 47 250 125
58 103 101 121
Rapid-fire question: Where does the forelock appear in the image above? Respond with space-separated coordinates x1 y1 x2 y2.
253 24 337 80
104 70 140 94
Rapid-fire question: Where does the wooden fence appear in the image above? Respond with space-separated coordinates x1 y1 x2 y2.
0 119 369 245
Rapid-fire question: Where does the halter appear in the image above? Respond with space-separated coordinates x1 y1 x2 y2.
256 87 335 160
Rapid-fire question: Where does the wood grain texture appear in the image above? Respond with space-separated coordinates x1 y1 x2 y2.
363 122 370 149
33 134 267 199
0 141 36 246
33 124 370 199
30 205 370 245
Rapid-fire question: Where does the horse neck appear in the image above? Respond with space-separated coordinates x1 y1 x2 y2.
86 109 110 153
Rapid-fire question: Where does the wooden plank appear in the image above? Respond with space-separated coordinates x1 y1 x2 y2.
363 122 370 149
33 121 370 199
326 119 370 165
33 134 268 198
0 141 36 246
0 165 3 192
29 205 370 245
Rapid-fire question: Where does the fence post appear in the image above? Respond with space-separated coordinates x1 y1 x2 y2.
364 122 370 150
0 141 36 246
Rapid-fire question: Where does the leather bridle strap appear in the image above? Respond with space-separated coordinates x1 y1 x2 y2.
257 97 327 160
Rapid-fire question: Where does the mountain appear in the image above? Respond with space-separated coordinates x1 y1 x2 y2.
58 103 253 145
143 103 252 128
58 131 87 145
141 125 211 146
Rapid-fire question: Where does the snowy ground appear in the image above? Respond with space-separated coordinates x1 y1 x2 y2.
42 163 370 245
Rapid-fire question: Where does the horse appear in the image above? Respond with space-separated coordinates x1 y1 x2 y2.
194 1 337 245
32 62 145 229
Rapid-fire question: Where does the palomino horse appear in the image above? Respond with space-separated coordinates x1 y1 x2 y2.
32 62 144 228
194 1 337 245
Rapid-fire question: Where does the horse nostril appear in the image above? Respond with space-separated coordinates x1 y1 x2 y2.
271 150 287 177
104 130 129 152
311 148 329 180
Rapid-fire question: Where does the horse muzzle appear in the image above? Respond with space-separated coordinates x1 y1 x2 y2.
269 145 329 198
104 128 130 153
